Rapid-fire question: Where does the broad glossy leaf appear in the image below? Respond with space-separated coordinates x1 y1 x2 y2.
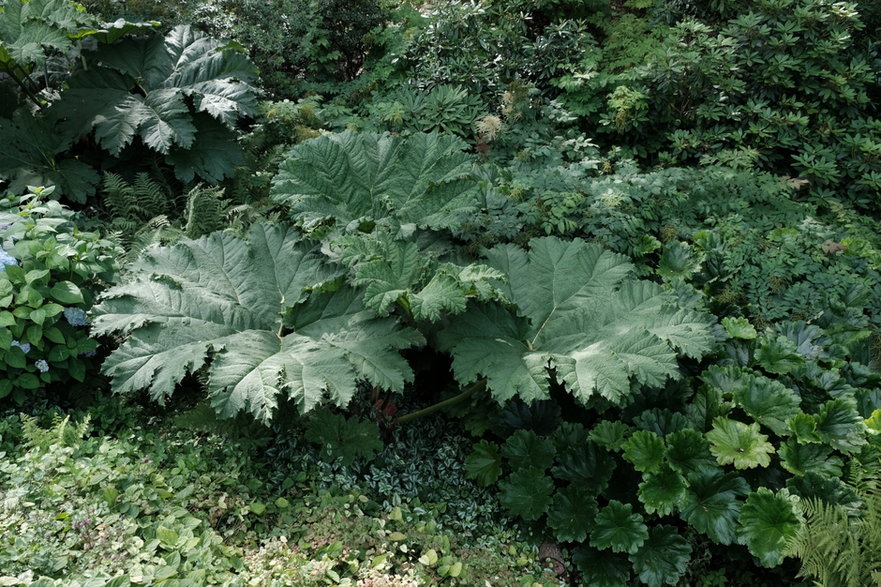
590 500 648 555
551 440 615 493
731 371 801 435
778 439 843 477
815 398 865 454
440 237 714 405
721 316 757 340
755 334 804 374
93 223 422 422
498 467 554 521
638 465 687 516
681 468 749 544
622 430 665 474
633 408 690 436
629 525 692 587
737 488 801 568
304 410 382 465
706 417 775 469
588 420 631 452
501 429 556 471
572 546 631 587
271 131 478 230
665 429 716 477
547 485 597 543
464 440 502 487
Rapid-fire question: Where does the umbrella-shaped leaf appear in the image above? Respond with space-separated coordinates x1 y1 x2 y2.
499 467 554 521
590 500 649 555
629 525 692 587
737 488 802 568
707 417 775 469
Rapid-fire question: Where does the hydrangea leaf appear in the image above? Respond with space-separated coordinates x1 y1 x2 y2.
439 237 714 405
93 223 422 423
638 465 687 516
778 439 843 477
498 467 554 521
680 469 749 545
271 131 478 230
737 488 801 568
622 430 665 474
706 417 775 469
551 440 615 494
629 525 692 587
815 398 866 454
590 500 649 555
464 440 502 487
572 546 631 587
731 371 801 435
500 429 556 471
547 485 597 543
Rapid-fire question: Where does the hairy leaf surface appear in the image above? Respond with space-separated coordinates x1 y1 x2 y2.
439 237 714 404
93 223 422 422
271 131 478 229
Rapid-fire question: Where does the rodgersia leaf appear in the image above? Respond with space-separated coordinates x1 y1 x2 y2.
590 500 649 555
499 467 554 521
706 417 775 469
547 485 597 543
93 223 422 423
737 488 801 568
629 525 692 587
439 237 714 405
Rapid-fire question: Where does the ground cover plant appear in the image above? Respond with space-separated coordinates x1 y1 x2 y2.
2 0 881 584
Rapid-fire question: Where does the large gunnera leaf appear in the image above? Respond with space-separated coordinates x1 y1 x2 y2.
270 131 478 230
92 223 422 423
0 0 95 74
438 237 714 405
51 25 257 182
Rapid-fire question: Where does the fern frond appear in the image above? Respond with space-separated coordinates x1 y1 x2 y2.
183 184 228 239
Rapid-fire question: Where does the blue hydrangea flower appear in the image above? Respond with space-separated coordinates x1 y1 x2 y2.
34 359 49 373
64 307 89 327
0 247 17 270
11 340 31 354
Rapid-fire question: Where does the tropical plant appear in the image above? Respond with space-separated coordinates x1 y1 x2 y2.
50 24 259 183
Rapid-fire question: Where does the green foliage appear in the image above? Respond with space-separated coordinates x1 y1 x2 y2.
787 465 881 586
51 24 258 183
0 187 119 403
439 236 714 404
303 409 383 466
558 0 881 205
92 223 422 422
738 488 802 568
271 131 478 231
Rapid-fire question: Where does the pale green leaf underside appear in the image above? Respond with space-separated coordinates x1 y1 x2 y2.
439 237 714 405
93 223 421 422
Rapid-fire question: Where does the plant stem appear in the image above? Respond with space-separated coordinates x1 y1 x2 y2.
396 379 486 425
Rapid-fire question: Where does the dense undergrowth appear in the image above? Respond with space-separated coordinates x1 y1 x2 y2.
2 0 881 584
